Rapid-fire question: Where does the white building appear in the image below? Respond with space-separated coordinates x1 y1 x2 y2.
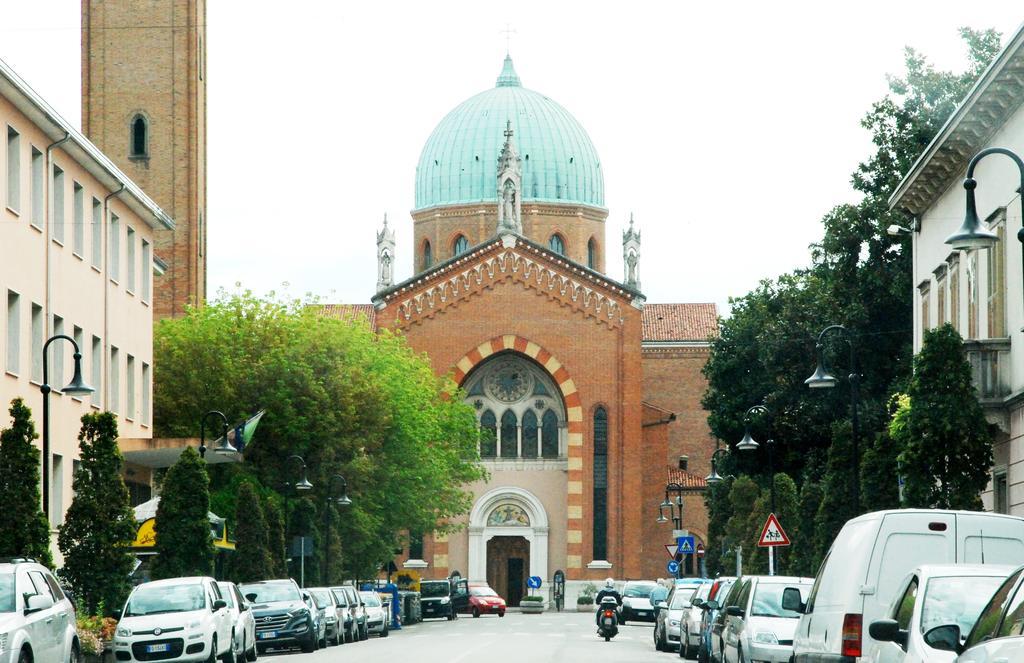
890 23 1024 515
0 56 173 558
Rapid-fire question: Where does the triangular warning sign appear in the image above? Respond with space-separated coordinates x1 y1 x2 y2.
757 513 791 547
665 544 678 559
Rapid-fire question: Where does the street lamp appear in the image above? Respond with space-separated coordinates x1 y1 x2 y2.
705 448 729 485
735 404 778 514
945 148 1024 251
806 324 861 507
283 454 313 586
323 474 353 584
40 334 94 522
198 410 237 459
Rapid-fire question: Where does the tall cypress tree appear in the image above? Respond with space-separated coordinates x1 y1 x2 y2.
813 421 860 563
0 398 53 567
58 412 136 614
264 497 287 577
151 446 213 578
230 481 272 582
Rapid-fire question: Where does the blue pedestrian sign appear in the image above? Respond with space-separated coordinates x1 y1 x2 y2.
527 575 542 589
667 560 680 575
677 536 695 555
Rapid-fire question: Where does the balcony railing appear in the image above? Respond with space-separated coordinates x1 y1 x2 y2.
964 338 1011 403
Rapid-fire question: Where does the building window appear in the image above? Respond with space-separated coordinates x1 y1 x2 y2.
548 234 565 256
31 303 42 383
988 221 1006 338
130 115 148 158
994 470 1009 514
30 148 42 227
522 409 538 458
90 335 101 407
949 254 960 333
109 346 119 414
935 266 946 326
51 454 64 527
919 282 930 336
141 240 152 302
541 410 559 459
141 361 151 425
109 214 120 281
72 182 84 256
968 251 979 339
91 198 102 268
480 410 497 458
52 165 65 243
409 532 424 560
423 240 433 270
126 354 135 420
51 315 64 392
500 410 518 458
5 291 19 374
126 226 136 293
593 407 609 561
587 238 597 269
6 126 19 212
453 234 469 257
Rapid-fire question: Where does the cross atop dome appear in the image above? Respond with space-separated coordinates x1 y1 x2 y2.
496 55 521 87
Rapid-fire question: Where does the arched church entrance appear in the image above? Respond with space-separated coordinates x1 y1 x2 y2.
486 535 530 605
468 487 549 593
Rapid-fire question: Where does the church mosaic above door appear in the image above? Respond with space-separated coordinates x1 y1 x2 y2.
486 504 531 527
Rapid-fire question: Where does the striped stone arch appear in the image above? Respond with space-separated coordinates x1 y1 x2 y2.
453 335 588 575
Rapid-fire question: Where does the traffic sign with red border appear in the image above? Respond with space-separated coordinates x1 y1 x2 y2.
757 513 791 547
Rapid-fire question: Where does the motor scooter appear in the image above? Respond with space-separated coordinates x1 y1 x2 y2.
597 596 619 641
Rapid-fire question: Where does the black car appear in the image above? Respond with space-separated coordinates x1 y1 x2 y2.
238 579 317 654
419 578 469 620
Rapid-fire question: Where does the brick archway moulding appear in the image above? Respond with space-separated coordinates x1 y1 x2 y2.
452 335 588 578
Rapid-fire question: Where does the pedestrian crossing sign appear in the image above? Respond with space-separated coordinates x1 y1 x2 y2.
677 536 695 555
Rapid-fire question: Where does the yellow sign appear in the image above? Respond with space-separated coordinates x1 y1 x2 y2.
133 518 157 548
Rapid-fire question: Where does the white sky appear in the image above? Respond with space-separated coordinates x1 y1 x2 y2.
1 2 1021 313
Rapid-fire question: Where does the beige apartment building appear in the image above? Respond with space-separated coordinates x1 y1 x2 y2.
0 57 173 557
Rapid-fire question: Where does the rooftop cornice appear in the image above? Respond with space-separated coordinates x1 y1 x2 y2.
890 21 1024 217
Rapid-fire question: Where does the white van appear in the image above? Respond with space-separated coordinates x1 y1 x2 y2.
781 509 1024 663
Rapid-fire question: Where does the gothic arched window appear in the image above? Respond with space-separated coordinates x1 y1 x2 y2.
593 407 609 561
522 409 538 458
541 410 559 458
453 234 469 256
587 238 597 269
480 410 497 458
423 240 433 270
500 410 518 458
130 115 148 157
549 234 566 256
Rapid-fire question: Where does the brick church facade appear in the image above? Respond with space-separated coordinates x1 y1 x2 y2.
326 56 718 599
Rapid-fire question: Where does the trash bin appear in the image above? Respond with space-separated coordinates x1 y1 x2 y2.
399 591 421 624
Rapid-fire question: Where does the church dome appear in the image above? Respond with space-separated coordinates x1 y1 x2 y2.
414 56 605 211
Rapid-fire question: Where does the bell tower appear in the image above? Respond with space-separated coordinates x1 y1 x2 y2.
81 0 207 319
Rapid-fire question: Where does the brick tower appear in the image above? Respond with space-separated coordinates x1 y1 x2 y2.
81 0 207 318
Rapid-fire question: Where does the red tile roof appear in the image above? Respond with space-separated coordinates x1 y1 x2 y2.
643 303 718 342
666 467 709 491
318 304 376 328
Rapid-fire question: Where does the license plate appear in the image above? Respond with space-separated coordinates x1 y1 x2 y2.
603 618 614 626
637 611 648 616
258 632 277 640
145 644 170 653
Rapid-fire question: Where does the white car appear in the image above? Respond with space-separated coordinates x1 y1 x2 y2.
620 580 658 623
0 558 80 663
869 564 1013 663
217 581 258 661
655 585 697 651
681 581 714 658
360 591 390 637
114 576 234 662
722 575 814 663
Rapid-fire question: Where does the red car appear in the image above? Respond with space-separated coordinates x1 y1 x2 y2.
466 585 506 617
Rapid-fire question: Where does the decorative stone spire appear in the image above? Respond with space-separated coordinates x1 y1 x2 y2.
623 213 641 291
496 119 523 235
376 213 396 292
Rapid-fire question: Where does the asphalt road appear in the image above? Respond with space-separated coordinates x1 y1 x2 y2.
263 611 666 662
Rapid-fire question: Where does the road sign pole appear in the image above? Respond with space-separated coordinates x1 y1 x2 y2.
768 545 774 576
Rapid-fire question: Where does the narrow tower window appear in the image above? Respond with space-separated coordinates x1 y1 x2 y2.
500 410 518 458
592 407 609 561
423 240 433 270
587 238 597 269
130 115 148 157
453 234 469 257
549 234 565 256
480 410 497 458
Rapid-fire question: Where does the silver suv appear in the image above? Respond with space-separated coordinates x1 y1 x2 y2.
0 558 79 663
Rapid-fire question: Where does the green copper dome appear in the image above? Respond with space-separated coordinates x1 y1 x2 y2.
414 56 604 211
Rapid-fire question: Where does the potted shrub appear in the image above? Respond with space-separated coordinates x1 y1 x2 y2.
576 582 597 613
520 595 545 614
77 614 117 662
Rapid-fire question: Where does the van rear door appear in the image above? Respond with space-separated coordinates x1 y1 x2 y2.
956 513 1024 564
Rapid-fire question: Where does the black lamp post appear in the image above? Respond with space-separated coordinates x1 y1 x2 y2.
323 474 352 584
806 324 861 508
40 334 94 523
704 448 729 485
735 404 777 514
283 454 313 585
945 148 1024 252
198 410 237 459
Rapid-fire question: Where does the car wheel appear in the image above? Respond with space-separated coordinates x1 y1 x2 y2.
300 632 316 654
207 637 218 663
18 649 30 663
220 630 237 663
69 640 82 663
381 624 389 637
246 639 258 662
472 606 481 618
498 610 505 617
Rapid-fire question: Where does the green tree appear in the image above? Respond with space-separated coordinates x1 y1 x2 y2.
153 291 486 578
792 479 824 577
895 325 993 509
703 477 733 577
151 447 213 579
861 430 902 512
58 413 136 614
264 497 287 576
230 481 273 582
814 422 860 561
0 399 53 567
724 476 761 573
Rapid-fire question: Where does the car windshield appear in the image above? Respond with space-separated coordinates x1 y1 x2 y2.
0 574 14 612
360 592 381 607
751 583 810 618
125 583 206 616
420 582 450 598
694 583 712 601
308 590 331 609
471 587 498 597
239 582 300 604
671 588 696 608
921 575 1006 635
216 584 235 608
624 583 656 598
331 589 348 606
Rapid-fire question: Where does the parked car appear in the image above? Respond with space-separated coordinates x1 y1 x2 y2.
655 584 699 651
308 588 343 646
329 586 357 642
787 509 1024 663
868 564 1013 663
304 589 328 649
688 577 736 662
217 581 258 662
465 584 507 618
719 575 814 663
114 576 233 662
334 586 368 640
0 558 80 663
680 581 714 659
620 580 659 623
710 579 747 662
238 578 317 654
360 590 390 636
420 579 459 621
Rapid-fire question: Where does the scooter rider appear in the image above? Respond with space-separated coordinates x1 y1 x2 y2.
595 578 622 626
